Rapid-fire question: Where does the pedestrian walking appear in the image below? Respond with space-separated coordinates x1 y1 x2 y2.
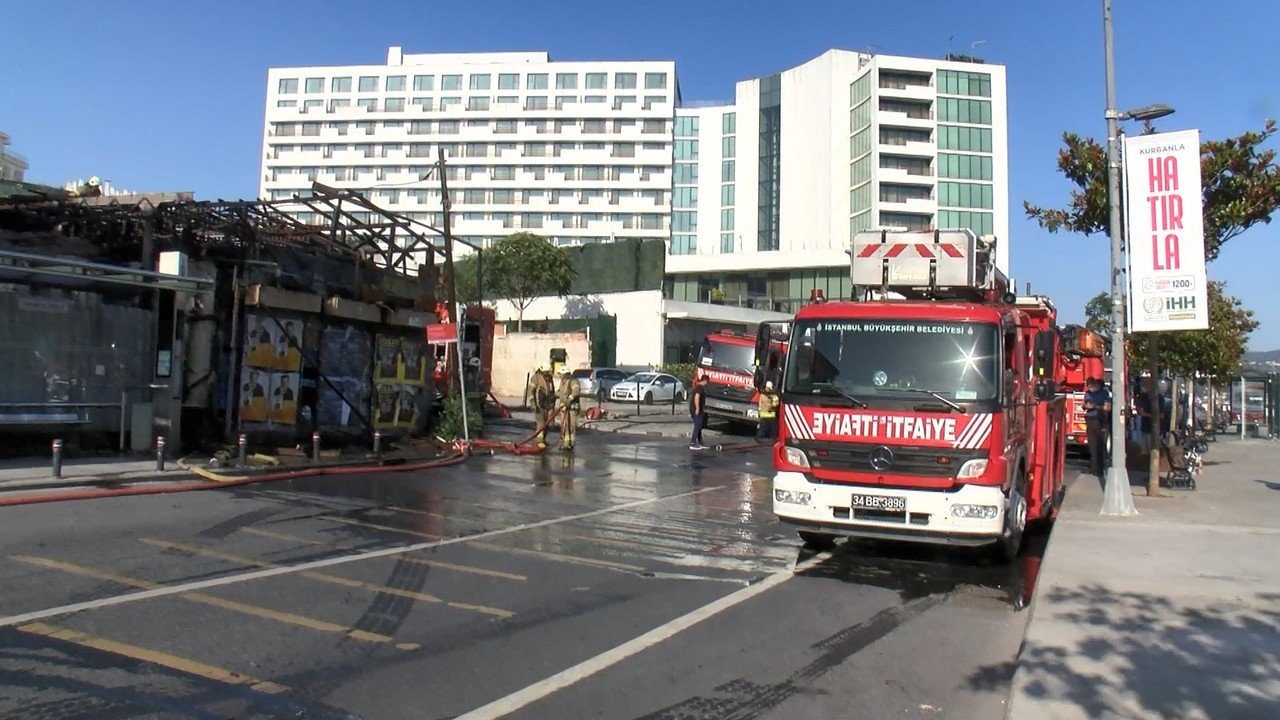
689 376 708 450
756 381 779 443
1082 376 1111 478
557 370 581 451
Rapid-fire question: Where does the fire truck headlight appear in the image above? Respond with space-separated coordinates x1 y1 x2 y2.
774 489 812 505
956 459 989 479
951 504 999 519
783 446 810 469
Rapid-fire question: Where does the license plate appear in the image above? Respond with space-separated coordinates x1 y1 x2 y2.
851 494 906 512
707 400 733 411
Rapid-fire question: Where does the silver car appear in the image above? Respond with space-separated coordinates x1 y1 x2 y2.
572 367 629 400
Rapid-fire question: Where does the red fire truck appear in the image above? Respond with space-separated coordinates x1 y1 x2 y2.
696 326 788 425
761 229 1067 562
1056 325 1107 452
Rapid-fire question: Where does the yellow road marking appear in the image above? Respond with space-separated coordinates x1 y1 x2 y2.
239 527 527 581
318 515 645 572
141 539 513 619
18 621 289 693
11 555 391 643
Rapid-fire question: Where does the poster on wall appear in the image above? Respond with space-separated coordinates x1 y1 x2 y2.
272 319 303 372
373 382 400 429
244 314 277 370
269 372 300 425
317 325 372 430
375 336 401 382
239 366 270 423
240 312 306 429
399 339 426 386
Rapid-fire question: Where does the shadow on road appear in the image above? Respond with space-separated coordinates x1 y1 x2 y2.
967 586 1280 719
793 528 1049 612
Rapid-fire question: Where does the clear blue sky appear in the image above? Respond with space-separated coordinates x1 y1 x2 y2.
3 0 1278 349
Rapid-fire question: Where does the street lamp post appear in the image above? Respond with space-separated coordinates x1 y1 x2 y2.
1101 0 1178 515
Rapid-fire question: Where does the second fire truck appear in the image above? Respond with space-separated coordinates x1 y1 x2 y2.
696 326 788 426
1056 325 1107 453
761 229 1068 562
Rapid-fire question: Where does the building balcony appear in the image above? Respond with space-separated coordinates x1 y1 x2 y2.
876 110 934 130
877 138 936 156
877 196 936 216
876 82 935 103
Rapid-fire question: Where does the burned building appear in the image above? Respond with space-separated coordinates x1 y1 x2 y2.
0 183 459 455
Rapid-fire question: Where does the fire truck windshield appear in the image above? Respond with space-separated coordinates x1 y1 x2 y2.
784 319 1000 404
698 340 755 374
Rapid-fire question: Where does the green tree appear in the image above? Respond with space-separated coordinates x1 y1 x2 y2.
485 232 576 331
1025 120 1280 260
1084 291 1113 336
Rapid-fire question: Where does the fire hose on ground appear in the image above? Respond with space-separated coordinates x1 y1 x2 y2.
0 452 470 508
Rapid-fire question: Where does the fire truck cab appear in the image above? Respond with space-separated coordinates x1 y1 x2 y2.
1056 325 1107 451
696 326 788 425
766 229 1067 562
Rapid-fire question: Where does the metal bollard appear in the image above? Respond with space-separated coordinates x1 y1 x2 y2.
51 438 63 479
373 430 382 456
237 433 247 467
155 436 166 472
312 431 321 463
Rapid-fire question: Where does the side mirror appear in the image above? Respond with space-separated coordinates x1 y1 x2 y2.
1035 379 1057 401
1033 330 1056 380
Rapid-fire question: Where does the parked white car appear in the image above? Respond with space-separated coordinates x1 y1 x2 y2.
609 372 687 405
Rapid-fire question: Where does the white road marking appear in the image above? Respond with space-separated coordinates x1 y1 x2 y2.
0 487 724 629
455 550 831 720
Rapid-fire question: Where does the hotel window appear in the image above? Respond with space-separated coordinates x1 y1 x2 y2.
386 76 406 92
440 97 461 110
673 187 698 208
468 97 490 111
674 116 698 137
722 112 736 134
331 77 351 93
556 73 578 90
527 73 548 90
413 75 434 91
674 140 698 160
498 73 519 90
441 74 462 91
277 100 296 108
470 74 491 90
385 98 405 112
722 136 735 158
672 211 697 232
412 97 434 111
615 72 637 89
278 78 298 94
585 72 607 89
358 76 378 92
526 96 548 110
644 72 668 90
304 77 323 93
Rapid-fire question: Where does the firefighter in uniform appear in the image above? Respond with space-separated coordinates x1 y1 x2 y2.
557 371 581 451
532 364 557 449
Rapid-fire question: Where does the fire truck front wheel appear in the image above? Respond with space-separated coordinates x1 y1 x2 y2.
994 471 1028 564
798 530 838 550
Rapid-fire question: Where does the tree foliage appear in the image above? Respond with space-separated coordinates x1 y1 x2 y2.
1085 283 1258 378
484 232 576 331
1084 291 1113 336
1025 120 1280 261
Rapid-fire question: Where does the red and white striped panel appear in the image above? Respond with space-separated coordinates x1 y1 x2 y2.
855 243 965 260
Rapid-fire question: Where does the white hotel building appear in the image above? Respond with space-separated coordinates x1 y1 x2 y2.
260 47 1008 365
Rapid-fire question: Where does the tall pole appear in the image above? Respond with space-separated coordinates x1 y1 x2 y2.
438 147 457 324
1101 0 1138 515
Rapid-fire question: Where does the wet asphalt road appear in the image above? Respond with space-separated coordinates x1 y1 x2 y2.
0 424 1059 720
